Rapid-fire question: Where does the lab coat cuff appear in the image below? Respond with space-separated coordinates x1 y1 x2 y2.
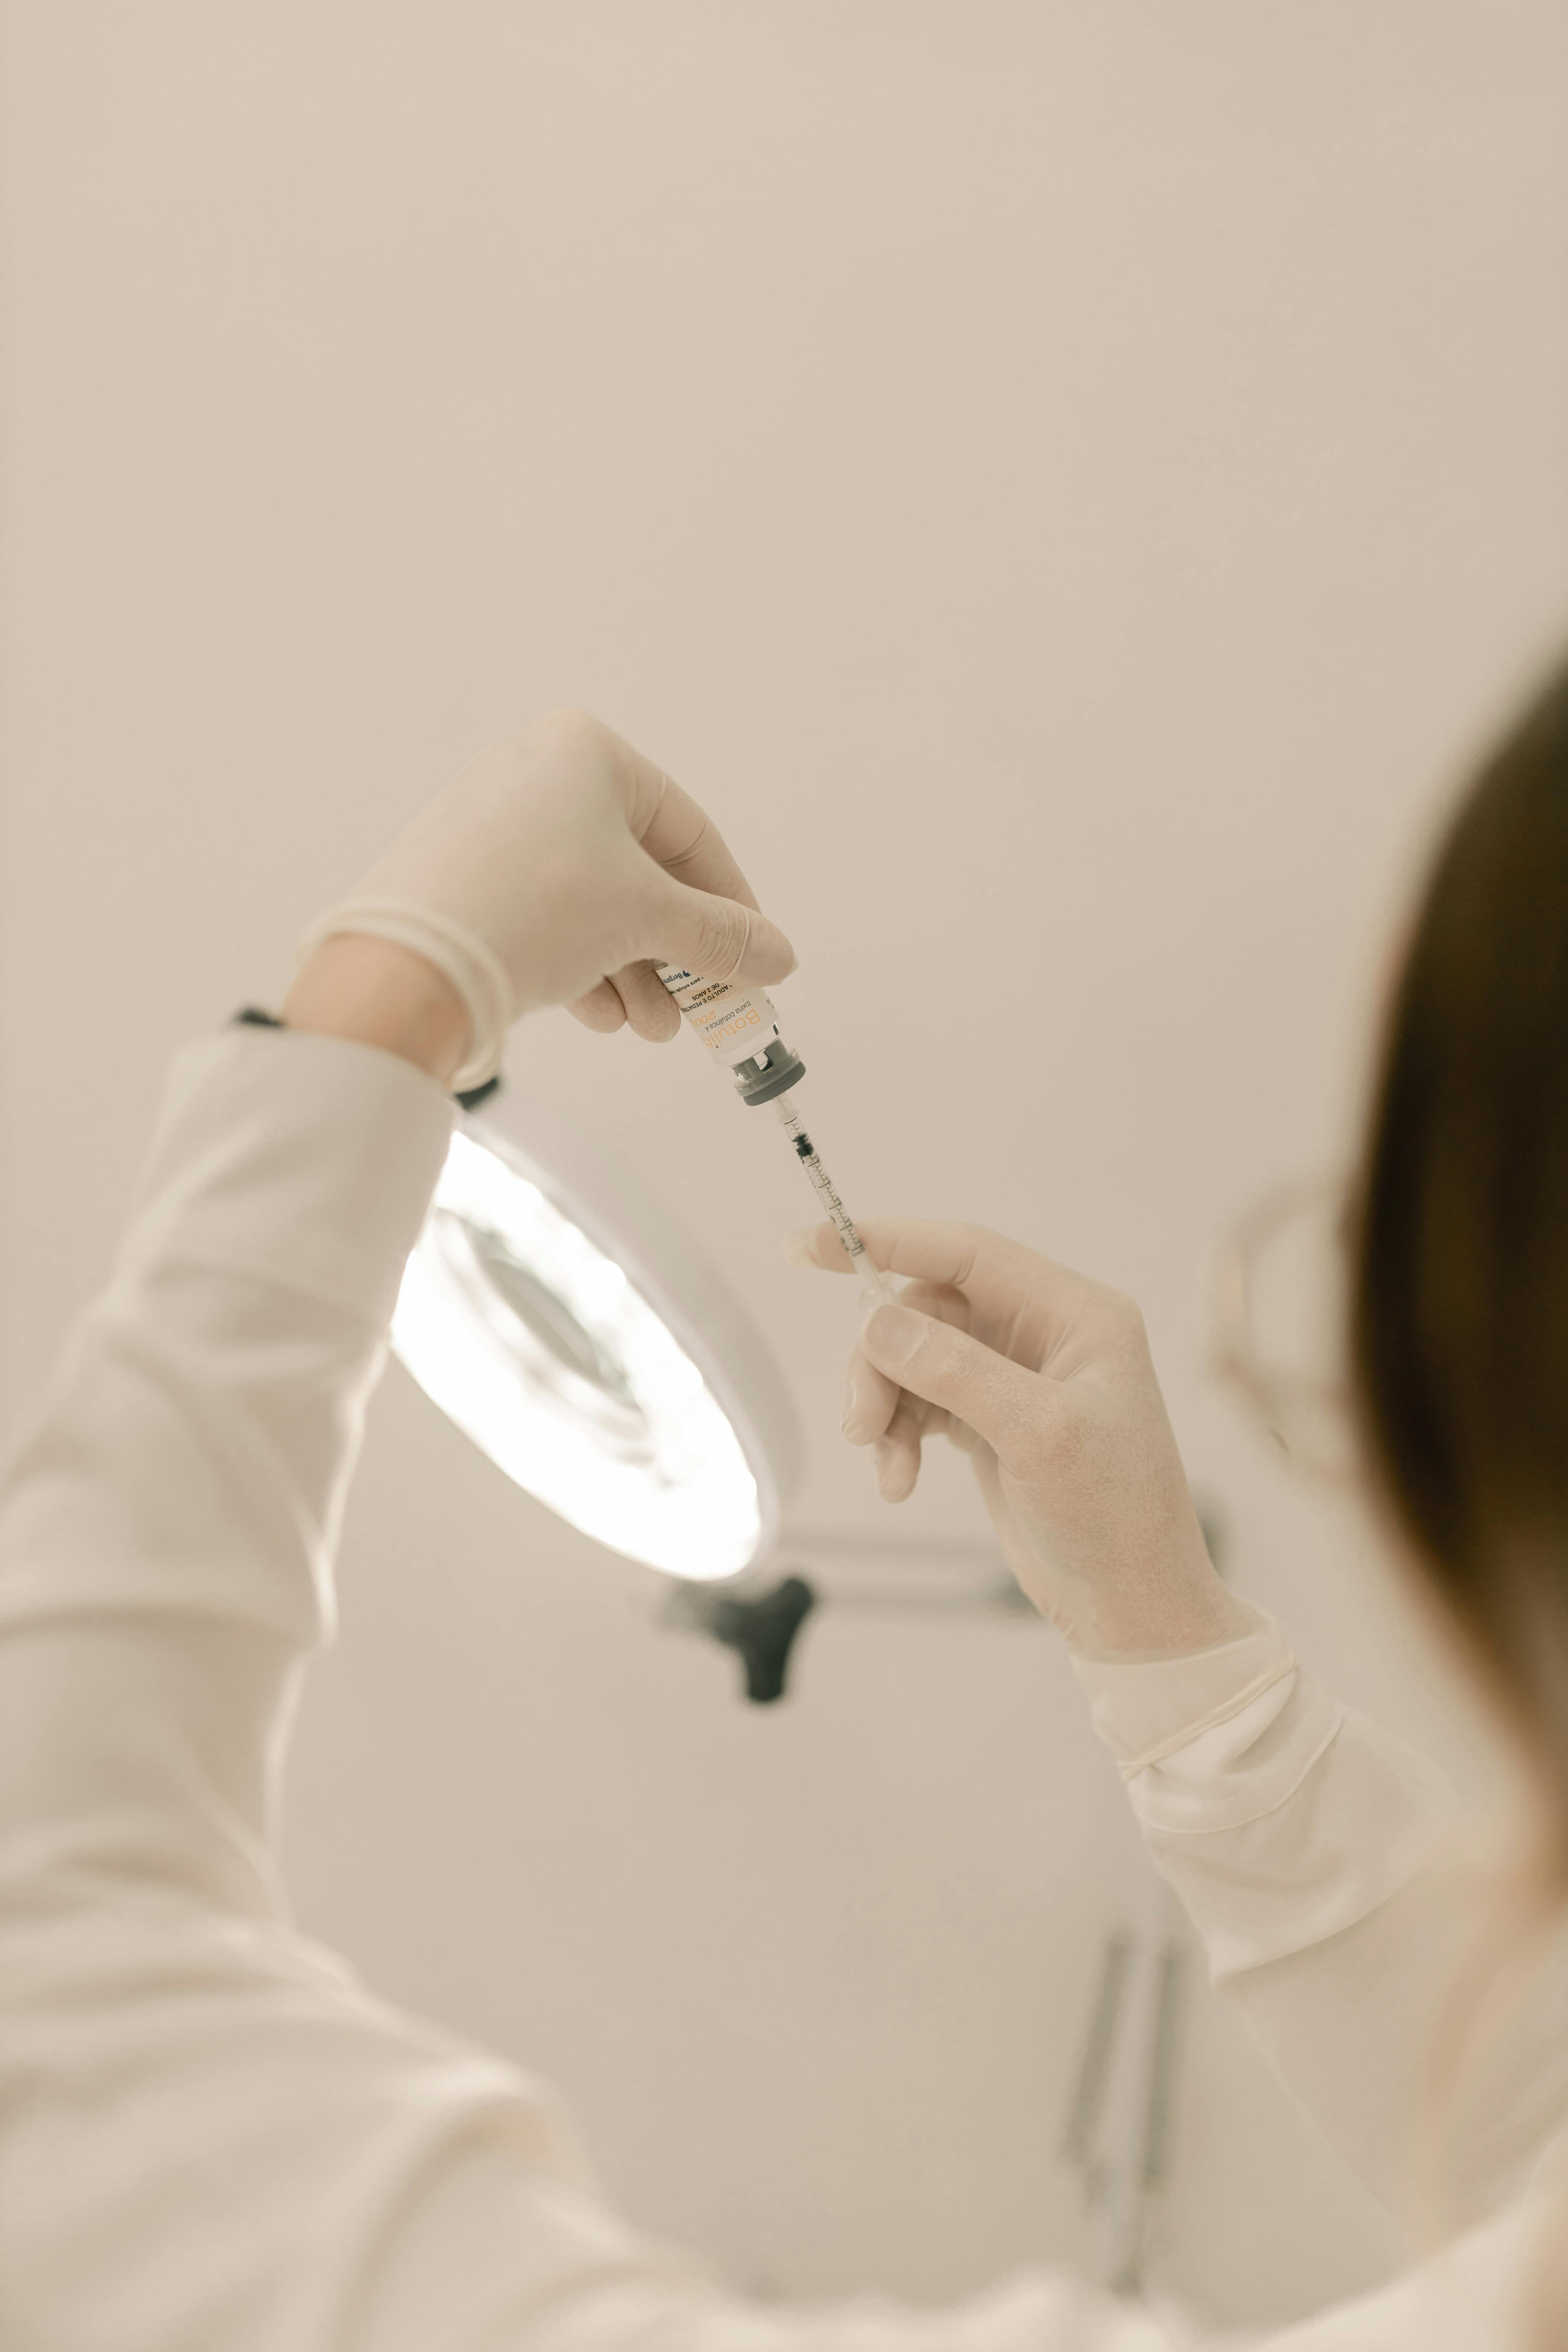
1122 1669 1343 1834
105 1024 457 1332
1070 1614 1298 1776
1141 1702 1460 1977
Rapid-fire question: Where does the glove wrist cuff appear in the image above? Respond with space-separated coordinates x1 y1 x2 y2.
1070 1613 1298 1779
293 899 515 1093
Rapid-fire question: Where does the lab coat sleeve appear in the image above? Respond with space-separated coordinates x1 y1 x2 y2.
1072 1629 1492 2220
0 1024 1181 2352
0 1021 1545 2352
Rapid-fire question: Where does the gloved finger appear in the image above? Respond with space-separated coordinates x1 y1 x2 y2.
844 1349 947 1447
841 1344 893 1447
874 1434 917 1502
565 980 629 1034
784 1222 853 1272
612 960 684 1042
859 1301 1055 1481
784 1216 1114 1368
638 868 796 991
630 761 762 911
893 1277 965 1328
584 726 798 986
872 1388 943 1504
843 1281 961 1445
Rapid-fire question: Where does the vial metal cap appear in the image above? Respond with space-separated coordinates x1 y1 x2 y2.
732 1038 807 1106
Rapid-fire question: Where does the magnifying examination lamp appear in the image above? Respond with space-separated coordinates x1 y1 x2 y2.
390 1083 803 1585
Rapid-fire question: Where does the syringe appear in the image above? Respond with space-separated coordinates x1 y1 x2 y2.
772 1092 898 1306
656 959 897 1307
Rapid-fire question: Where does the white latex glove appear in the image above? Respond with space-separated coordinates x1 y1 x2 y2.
294 708 797 1093
786 1217 1259 1658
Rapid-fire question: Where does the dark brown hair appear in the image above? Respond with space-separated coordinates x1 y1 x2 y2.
1352 647 1568 1859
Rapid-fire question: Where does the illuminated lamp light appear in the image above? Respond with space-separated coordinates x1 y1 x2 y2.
391 1086 802 1583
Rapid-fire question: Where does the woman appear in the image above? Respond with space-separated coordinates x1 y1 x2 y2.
0 674 1564 2348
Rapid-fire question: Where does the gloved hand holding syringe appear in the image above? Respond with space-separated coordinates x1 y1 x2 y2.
656 962 900 1311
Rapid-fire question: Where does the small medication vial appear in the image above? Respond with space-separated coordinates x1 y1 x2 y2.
655 965 806 1106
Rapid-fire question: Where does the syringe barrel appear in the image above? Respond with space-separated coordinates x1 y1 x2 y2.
657 965 806 1105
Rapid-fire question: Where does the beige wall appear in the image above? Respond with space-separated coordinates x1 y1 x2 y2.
3 2 1566 2328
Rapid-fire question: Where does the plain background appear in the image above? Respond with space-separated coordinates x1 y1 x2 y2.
3 2 1567 2331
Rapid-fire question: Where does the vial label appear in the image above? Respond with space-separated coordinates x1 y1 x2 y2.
657 964 781 1068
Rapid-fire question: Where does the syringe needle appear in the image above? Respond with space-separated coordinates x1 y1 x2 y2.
773 1093 897 1304
652 964 894 1302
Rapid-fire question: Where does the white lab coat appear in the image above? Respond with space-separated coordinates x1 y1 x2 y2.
0 1025 1562 2349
